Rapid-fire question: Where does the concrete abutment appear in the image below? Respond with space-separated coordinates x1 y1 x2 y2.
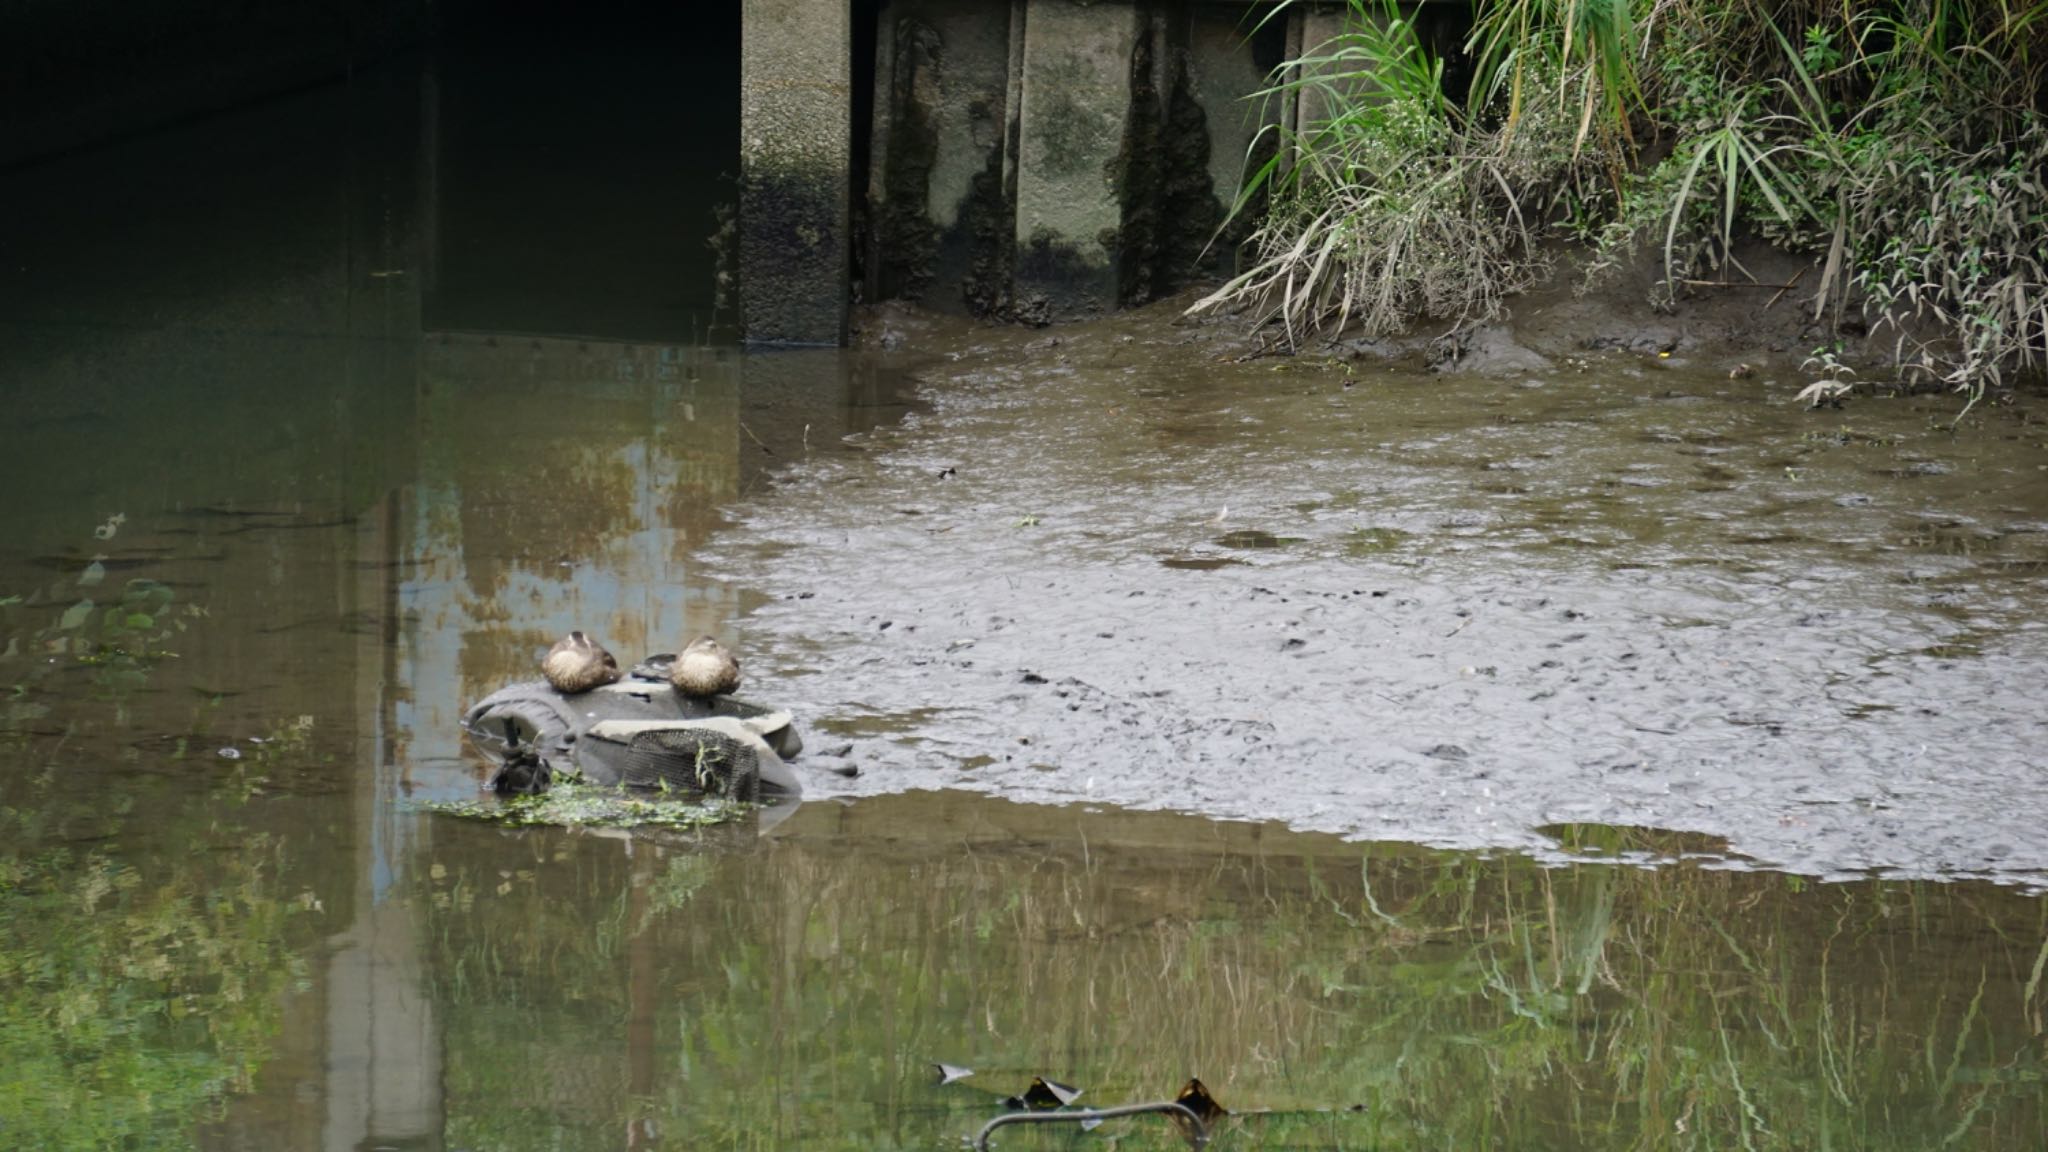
734 1 1472 343
741 0 856 346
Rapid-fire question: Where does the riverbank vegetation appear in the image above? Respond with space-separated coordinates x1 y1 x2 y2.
1199 0 2048 402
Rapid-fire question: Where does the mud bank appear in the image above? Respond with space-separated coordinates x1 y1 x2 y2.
708 297 2048 886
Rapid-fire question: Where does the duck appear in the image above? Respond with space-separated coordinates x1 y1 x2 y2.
670 634 742 697
541 630 622 694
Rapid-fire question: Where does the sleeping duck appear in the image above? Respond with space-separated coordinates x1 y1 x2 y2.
670 634 742 698
541 630 622 694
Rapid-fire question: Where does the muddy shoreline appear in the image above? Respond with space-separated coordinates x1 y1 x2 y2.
708 285 2048 888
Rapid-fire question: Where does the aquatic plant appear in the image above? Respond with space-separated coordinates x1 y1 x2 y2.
419 775 755 831
1 516 206 724
1201 0 2048 402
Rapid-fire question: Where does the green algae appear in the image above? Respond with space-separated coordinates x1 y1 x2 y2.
418 778 752 831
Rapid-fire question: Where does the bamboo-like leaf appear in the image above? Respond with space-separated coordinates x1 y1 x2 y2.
1663 136 1715 287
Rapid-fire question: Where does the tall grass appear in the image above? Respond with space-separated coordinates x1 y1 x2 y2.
1199 0 2048 401
1195 0 1605 346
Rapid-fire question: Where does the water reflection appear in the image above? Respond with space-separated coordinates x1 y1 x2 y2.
0 327 910 1148
398 337 745 794
0 40 905 1147
400 795 2048 1150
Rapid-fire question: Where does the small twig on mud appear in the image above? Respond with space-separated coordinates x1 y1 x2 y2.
1679 278 1799 290
1765 266 1807 312
738 422 773 454
1445 616 1475 639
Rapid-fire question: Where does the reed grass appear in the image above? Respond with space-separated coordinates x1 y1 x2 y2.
1198 0 2048 402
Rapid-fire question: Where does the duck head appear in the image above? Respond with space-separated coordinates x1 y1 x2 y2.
542 630 622 694
671 634 742 698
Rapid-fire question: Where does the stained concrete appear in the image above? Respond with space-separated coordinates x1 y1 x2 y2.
863 0 1286 321
742 0 854 345
1293 5 1353 131
1115 7 1280 304
1294 2 1407 133
866 0 1016 314
1012 0 1143 321
1188 6 1280 235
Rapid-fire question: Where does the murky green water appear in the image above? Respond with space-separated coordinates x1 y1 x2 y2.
4 49 2047 1152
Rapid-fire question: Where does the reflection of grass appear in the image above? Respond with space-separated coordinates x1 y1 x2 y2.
0 806 302 1150
4 571 201 703
415 810 2048 1151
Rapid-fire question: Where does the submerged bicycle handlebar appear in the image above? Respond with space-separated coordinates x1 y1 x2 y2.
973 1100 1209 1150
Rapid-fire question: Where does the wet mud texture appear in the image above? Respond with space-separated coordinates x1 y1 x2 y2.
710 302 2048 886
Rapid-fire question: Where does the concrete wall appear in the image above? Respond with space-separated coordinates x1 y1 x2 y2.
9 1 1416 342
1011 0 1143 320
741 0 854 345
864 0 1017 315
857 0 1291 325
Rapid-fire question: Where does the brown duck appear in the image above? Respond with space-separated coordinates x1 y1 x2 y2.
670 635 742 697
541 631 622 694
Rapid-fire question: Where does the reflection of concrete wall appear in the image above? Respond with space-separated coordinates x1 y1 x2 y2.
399 338 747 796
315 497 441 1152
0 64 426 722
734 347 921 475
189 509 439 1152
323 892 443 1150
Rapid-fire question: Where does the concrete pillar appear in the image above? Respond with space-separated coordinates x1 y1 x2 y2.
1277 6 1304 180
1294 6 1352 133
1295 2 1408 134
865 0 1016 314
1012 0 1143 322
1187 8 1274 228
741 0 852 345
